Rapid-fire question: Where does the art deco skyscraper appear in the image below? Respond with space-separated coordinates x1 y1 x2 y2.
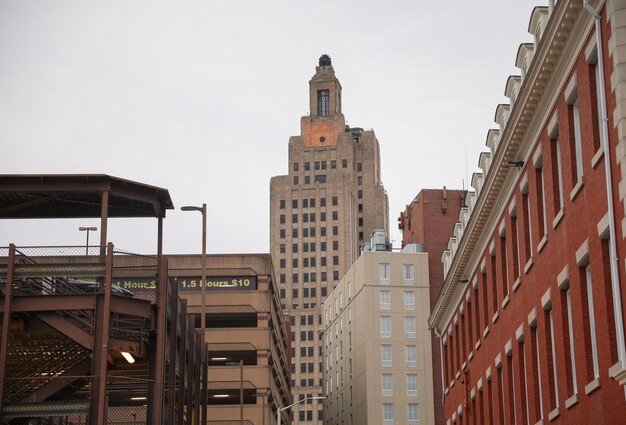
270 55 389 424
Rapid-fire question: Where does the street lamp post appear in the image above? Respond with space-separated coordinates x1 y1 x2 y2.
78 226 97 255
277 396 325 425
181 204 207 425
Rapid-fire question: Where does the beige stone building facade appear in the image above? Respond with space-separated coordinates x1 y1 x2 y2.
321 233 435 425
269 55 389 423
167 253 292 425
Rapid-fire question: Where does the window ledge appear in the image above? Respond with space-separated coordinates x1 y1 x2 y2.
565 393 578 409
483 327 490 338
570 179 584 201
585 377 600 395
468 350 474 361
609 360 626 385
591 146 604 169
524 257 534 274
548 407 560 421
512 277 521 292
492 311 499 324
552 208 565 229
450 379 455 388
534 421 544 425
537 235 548 253
462 361 467 371
455 371 461 380
444 387 449 396
475 339 481 351
501 295 510 309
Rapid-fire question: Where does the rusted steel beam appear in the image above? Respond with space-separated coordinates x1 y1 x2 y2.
177 299 187 425
109 295 152 318
35 311 94 350
0 244 16 414
151 256 168 424
0 294 95 312
167 278 178 424
99 191 109 259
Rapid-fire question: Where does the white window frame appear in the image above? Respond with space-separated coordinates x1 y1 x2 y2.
382 403 394 425
572 98 584 181
381 344 392 367
380 290 391 310
403 264 415 284
382 373 393 396
566 289 577 394
379 263 390 284
406 374 418 396
406 345 417 367
380 316 392 338
585 265 599 378
407 403 419 425
549 309 560 408
404 291 416 310
404 316 416 338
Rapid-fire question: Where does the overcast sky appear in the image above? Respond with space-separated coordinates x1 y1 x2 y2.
1 0 541 255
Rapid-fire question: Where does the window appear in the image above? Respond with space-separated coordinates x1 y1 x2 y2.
320 212 326 221
404 316 416 338
550 135 564 214
407 374 418 396
382 374 393 396
357 163 362 172
331 160 336 169
379 290 391 310
333 240 339 250
379 263 390 284
333 270 339 280
304 162 310 171
314 161 320 170
545 308 559 410
318 90 329 116
292 214 298 223
522 188 533 261
562 287 577 396
279 258 286 268
342 159 348 168
357 176 362 185
569 97 584 182
292 243 298 253
304 175 310 184
405 345 417 367
534 160 547 240
315 175 326 184
293 176 299 185
581 264 600 380
407 404 419 425
404 292 415 310
332 256 338 265
531 325 544 420
403 264 414 284
279 229 285 238
279 214 285 224
380 316 392 338
357 190 362 199
293 162 299 172
279 244 285 254
381 344 392 367
279 200 285 209
332 211 338 220
382 403 394 425
321 161 326 170
333 225 338 235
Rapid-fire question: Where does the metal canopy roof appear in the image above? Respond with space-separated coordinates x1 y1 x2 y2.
0 174 174 219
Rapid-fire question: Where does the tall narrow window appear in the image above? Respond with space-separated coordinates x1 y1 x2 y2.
506 354 516 425
382 403 394 425
380 316 392 338
487 376 495 424
490 253 499 316
522 189 533 261
406 345 417 367
379 263 390 284
499 231 509 301
381 373 393 396
535 160 547 240
406 374 418 396
473 283 481 342
531 325 544 421
569 97 584 182
404 317 416 338
581 264 599 380
467 299 474 348
379 290 391 310
497 366 505 423
460 312 467 359
404 291 415 310
550 135 564 214
518 340 529 425
511 211 521 282
317 90 330 116
381 344 392 367
407 404 419 425
403 264 415 284
545 309 559 410
481 271 489 330
561 288 577 396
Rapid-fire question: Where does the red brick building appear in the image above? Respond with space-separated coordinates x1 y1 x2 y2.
429 2 626 424
399 188 466 425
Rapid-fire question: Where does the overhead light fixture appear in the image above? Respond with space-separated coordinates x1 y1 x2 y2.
131 396 147 401
121 351 135 364
214 394 229 398
211 357 227 361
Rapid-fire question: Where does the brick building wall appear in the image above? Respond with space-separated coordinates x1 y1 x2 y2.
429 2 626 424
399 188 465 425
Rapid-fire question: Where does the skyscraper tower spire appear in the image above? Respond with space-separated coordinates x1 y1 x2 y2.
270 56 389 425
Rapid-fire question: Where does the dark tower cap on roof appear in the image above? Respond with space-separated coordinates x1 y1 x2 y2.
319 54 332 66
